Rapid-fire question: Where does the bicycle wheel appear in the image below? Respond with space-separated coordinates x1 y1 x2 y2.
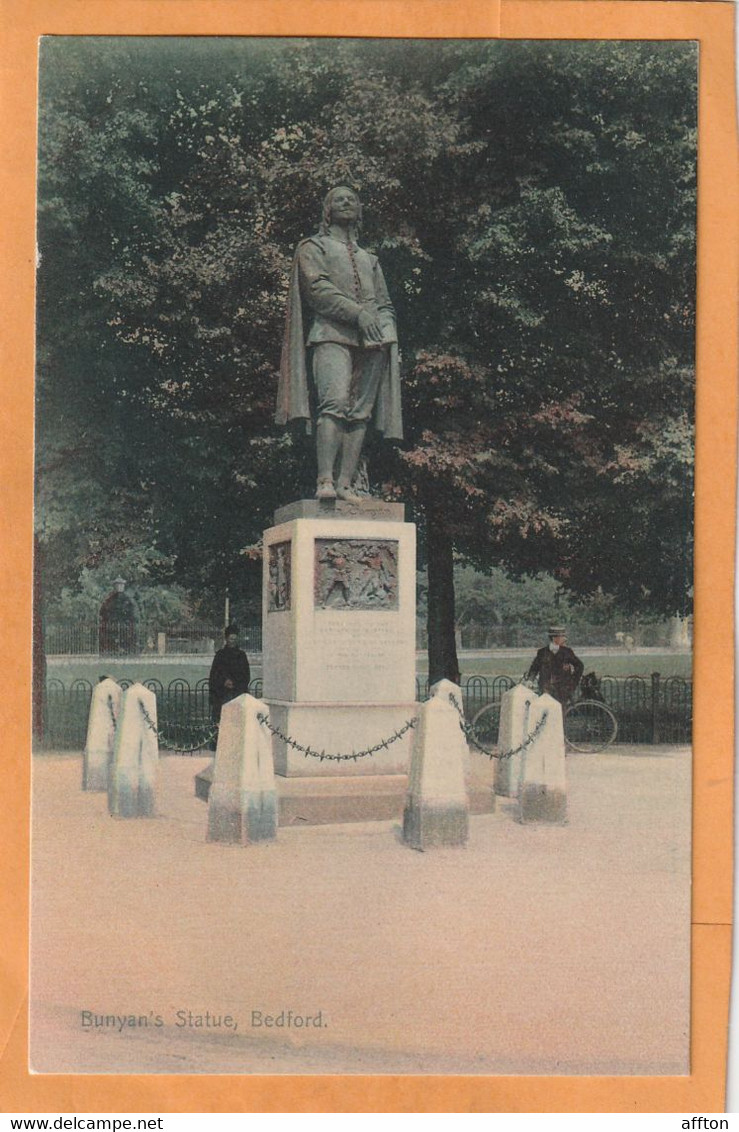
471 703 500 751
564 699 618 753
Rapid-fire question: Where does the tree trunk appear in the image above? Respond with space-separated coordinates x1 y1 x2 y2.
32 534 47 745
425 501 461 687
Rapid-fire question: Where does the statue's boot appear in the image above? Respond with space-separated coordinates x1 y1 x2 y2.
316 479 337 501
336 422 366 502
315 415 342 499
336 484 362 502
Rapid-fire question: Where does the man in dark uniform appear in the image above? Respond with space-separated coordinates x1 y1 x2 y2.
98 577 138 655
208 625 251 724
527 626 584 705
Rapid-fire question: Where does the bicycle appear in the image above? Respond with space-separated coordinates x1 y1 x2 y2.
564 699 618 752
469 672 618 755
469 700 501 752
562 671 618 752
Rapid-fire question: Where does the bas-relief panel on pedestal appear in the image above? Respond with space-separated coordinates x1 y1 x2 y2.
268 541 291 612
314 539 399 610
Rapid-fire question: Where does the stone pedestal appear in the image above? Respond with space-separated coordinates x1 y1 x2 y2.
83 677 122 792
207 693 278 845
108 683 159 818
195 765 497 825
262 499 416 780
402 680 469 850
518 692 567 825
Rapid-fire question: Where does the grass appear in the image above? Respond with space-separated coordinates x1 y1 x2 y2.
429 652 692 680
47 659 215 687
47 649 692 686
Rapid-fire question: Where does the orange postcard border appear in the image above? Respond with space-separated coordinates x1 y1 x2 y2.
1 0 736 1113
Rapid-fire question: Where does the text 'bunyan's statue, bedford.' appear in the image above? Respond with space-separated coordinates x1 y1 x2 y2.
276 185 403 502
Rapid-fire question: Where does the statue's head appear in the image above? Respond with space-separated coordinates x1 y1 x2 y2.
319 185 362 235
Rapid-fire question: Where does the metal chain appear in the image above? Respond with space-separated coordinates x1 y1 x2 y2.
161 728 218 754
131 691 545 762
138 700 217 753
256 711 418 763
448 693 549 760
106 694 117 733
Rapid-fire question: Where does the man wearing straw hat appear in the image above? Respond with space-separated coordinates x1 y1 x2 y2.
527 626 584 704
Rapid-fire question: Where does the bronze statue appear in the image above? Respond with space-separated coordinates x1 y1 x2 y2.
277 186 403 501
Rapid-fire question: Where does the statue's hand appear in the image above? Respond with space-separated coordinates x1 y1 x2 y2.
358 309 385 344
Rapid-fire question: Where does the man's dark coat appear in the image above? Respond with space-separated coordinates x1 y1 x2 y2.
527 645 584 704
208 645 251 723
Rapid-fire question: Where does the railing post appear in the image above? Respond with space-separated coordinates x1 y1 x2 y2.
651 671 661 744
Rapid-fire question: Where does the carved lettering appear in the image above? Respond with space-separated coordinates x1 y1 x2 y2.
313 613 404 680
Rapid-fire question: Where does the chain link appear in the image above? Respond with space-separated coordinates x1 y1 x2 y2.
132 690 547 762
106 694 117 733
138 700 217 753
448 692 549 760
256 711 418 763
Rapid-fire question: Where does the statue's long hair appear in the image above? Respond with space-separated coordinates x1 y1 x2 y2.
318 185 363 237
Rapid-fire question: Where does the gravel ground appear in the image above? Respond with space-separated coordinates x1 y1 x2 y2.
30 747 691 1076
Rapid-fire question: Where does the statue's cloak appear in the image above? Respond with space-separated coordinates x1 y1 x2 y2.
276 242 403 440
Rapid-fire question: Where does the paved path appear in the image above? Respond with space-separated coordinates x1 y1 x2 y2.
30 747 691 1076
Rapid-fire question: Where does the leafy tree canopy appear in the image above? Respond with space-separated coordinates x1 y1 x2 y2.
36 37 696 657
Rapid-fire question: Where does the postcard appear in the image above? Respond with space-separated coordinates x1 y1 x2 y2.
2 0 737 1115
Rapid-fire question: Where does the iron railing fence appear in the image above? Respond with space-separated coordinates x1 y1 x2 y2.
41 673 690 752
45 622 264 656
43 677 265 751
414 672 691 747
46 620 690 655
415 622 690 650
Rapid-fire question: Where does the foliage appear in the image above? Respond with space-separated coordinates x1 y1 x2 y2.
448 566 564 629
45 553 192 624
35 38 696 659
417 565 649 637
387 41 695 622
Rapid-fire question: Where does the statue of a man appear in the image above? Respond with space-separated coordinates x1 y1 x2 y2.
276 185 403 501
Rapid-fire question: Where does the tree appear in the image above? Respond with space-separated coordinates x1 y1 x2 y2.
36 39 696 679
383 41 695 677
451 567 563 632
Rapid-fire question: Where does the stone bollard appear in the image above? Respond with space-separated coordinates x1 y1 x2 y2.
207 694 278 846
108 683 159 818
495 683 538 797
402 679 469 850
518 692 567 825
83 677 122 792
